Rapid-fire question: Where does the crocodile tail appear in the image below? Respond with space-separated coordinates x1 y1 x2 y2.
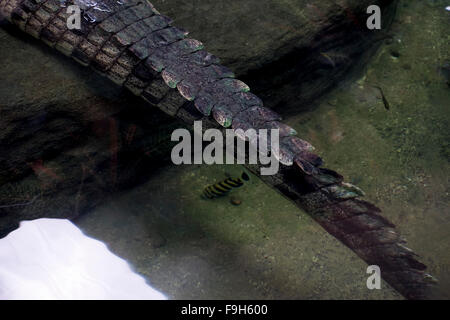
255 162 436 299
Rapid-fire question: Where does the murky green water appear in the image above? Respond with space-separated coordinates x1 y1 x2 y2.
73 0 449 299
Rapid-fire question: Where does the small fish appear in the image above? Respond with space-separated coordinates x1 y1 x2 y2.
374 86 390 110
202 172 250 199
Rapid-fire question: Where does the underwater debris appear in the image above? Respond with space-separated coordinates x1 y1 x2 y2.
202 172 250 199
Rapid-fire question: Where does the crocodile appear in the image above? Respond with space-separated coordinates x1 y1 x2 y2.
0 0 436 299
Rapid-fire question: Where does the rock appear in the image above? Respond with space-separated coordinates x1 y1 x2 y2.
152 0 399 113
230 197 242 206
0 26 181 237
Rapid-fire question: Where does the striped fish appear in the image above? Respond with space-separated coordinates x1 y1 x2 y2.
202 172 250 199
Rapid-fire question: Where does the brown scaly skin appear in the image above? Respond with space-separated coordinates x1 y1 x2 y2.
0 0 436 299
